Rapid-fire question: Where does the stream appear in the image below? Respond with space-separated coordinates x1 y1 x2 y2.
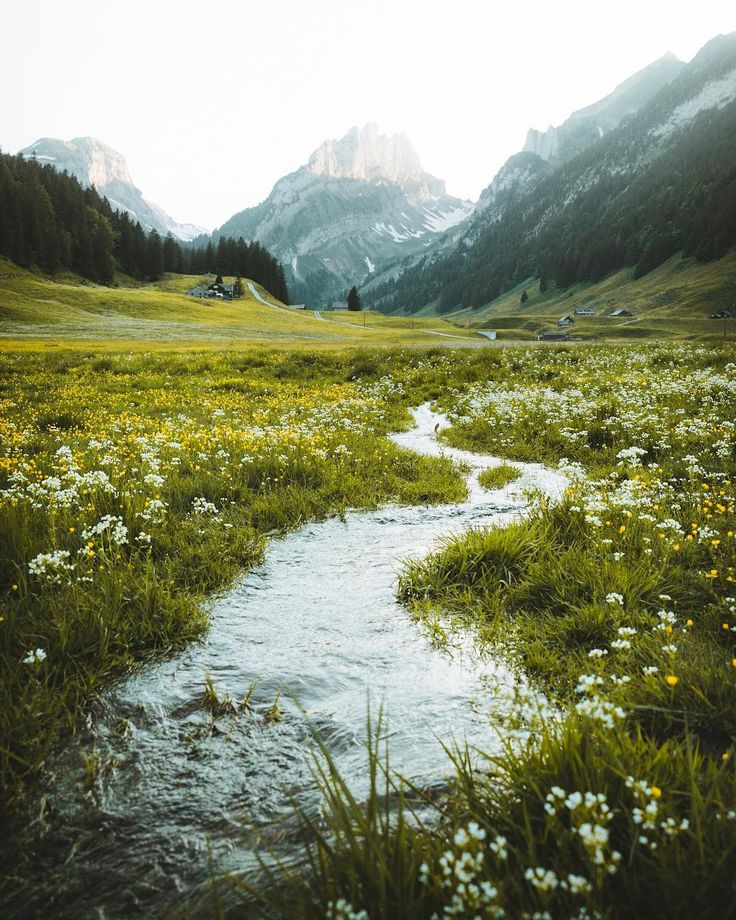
5 405 566 918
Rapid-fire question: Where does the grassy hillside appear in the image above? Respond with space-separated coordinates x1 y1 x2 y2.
0 260 476 349
443 251 736 342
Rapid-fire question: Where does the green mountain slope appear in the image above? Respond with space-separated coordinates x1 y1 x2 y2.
368 33 736 314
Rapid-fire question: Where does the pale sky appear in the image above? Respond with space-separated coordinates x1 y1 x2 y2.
1 0 734 230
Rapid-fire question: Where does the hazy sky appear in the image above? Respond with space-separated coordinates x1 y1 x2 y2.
1 0 734 229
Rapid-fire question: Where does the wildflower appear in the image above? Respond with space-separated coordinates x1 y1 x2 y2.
564 874 592 895
28 550 75 585
466 821 486 841
575 697 626 728
665 675 679 687
576 674 604 694
23 647 47 665
325 900 368 920
611 639 631 650
525 867 559 892
489 835 508 860
81 515 128 546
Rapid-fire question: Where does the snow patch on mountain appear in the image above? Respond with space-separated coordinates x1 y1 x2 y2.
421 202 475 232
652 66 736 137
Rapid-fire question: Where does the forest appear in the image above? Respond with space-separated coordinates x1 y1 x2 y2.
0 151 289 302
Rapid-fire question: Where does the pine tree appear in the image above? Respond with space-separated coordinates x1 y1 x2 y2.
163 233 179 273
347 286 362 311
145 230 164 280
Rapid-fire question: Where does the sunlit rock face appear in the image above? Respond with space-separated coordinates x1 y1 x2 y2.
20 136 206 241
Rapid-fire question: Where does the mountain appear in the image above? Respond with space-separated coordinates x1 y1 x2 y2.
523 53 685 163
362 49 684 308
19 137 205 241
213 123 473 305
365 33 736 313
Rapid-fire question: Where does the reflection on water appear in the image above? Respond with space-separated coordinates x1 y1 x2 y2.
5 405 565 918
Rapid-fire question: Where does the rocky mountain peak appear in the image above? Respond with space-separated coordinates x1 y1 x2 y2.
24 136 134 189
307 123 425 186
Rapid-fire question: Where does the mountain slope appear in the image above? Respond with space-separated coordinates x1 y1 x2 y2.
523 53 685 162
363 49 684 310
367 33 736 313
20 137 205 241
214 123 473 306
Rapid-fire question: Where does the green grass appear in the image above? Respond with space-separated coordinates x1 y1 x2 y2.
477 464 522 491
255 341 736 919
0 347 468 807
0 259 478 348
3 325 736 916
441 250 736 342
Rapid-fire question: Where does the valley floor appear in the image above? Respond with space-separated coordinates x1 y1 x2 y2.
1 341 734 919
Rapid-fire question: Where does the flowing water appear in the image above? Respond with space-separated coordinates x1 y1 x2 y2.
6 405 566 918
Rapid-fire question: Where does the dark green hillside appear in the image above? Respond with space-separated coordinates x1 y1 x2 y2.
368 33 736 314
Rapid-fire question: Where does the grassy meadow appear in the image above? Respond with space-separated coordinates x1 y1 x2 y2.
0 347 473 805
1 262 735 919
248 343 736 920
442 250 736 343
0 258 477 349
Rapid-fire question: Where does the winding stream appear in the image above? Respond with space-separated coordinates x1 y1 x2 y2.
7 405 566 918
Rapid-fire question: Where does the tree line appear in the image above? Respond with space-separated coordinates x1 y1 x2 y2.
0 150 289 302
